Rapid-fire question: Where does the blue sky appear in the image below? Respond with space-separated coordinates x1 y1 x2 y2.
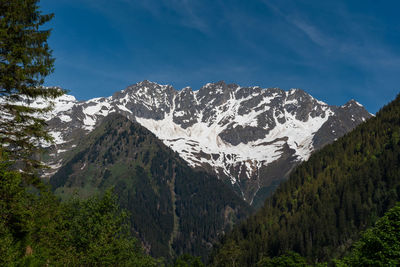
40 0 400 114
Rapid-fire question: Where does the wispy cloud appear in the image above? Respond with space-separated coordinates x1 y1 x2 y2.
262 0 400 72
136 0 211 34
262 1 332 49
290 19 332 48
170 0 209 33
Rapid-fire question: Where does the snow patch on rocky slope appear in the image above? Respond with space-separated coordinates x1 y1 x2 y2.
38 81 371 204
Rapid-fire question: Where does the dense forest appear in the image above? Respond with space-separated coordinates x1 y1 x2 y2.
0 156 159 265
210 94 400 265
249 202 400 266
50 114 251 262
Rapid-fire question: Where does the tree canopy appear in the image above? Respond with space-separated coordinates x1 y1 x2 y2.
0 0 64 174
339 202 400 266
0 164 160 266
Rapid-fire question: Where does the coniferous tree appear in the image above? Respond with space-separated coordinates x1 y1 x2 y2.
0 2 161 265
0 0 64 174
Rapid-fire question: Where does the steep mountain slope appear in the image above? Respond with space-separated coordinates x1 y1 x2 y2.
43 80 371 206
210 94 400 266
50 114 251 261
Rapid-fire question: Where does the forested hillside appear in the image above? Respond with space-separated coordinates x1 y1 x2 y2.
210 94 400 266
0 158 159 265
50 114 251 262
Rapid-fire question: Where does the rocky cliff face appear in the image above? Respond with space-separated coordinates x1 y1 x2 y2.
42 80 372 207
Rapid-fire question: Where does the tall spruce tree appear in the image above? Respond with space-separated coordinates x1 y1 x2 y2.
0 0 64 175
0 2 161 265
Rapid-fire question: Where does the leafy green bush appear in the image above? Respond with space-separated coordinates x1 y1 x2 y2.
339 202 400 266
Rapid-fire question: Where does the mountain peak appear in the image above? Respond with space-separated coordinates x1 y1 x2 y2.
137 80 159 86
43 81 372 207
209 80 226 86
119 80 175 99
198 81 240 97
342 99 364 108
285 88 312 101
181 86 193 93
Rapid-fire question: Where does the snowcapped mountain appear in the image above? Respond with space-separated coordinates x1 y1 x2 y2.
43 80 372 206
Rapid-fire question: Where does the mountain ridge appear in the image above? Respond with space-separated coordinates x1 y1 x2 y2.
41 80 371 206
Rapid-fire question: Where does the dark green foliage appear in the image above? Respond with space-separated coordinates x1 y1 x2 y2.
172 254 205 267
30 190 159 266
51 114 251 262
338 202 400 266
0 0 65 172
211 239 242 267
257 251 308 267
0 154 31 264
0 160 159 265
211 94 400 265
